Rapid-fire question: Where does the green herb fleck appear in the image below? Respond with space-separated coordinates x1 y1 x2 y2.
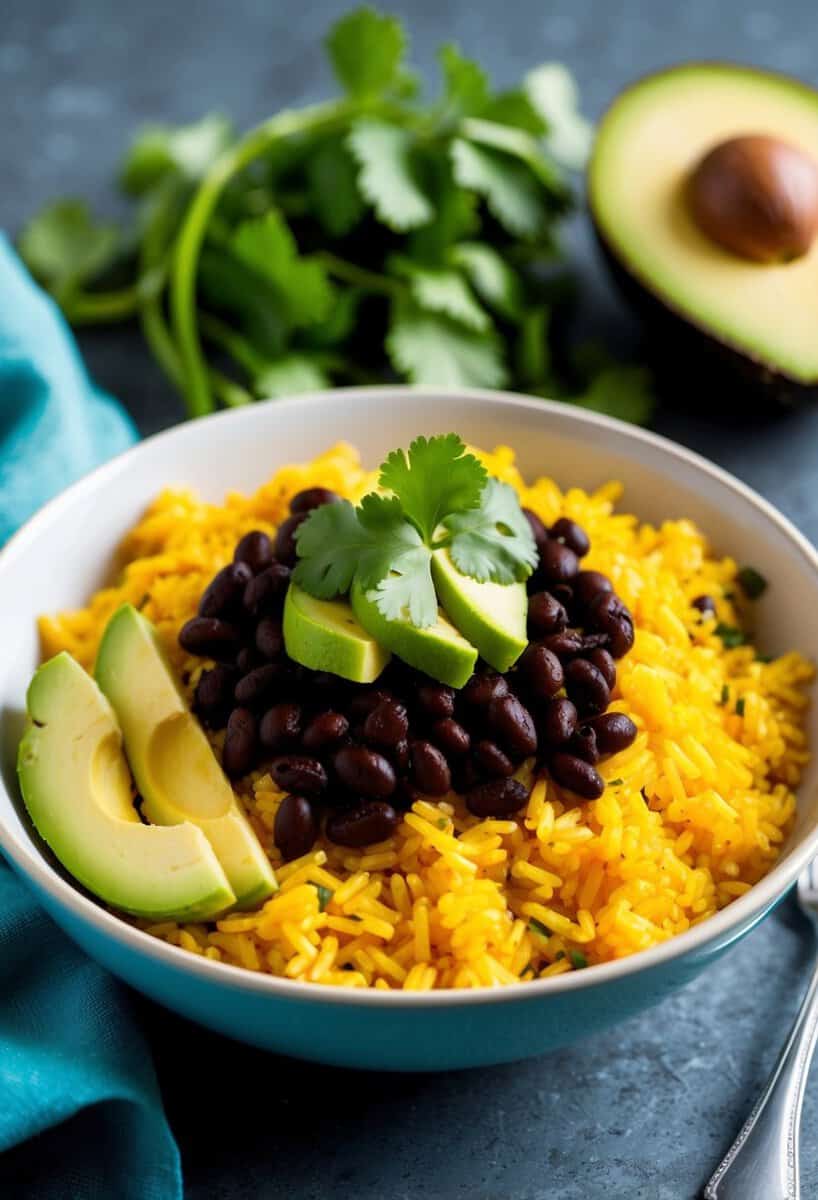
735 698 746 718
529 918 551 939
755 653 773 664
737 566 768 601
554 950 565 961
570 951 588 970
715 623 747 649
718 684 730 706
436 817 448 830
312 884 334 912
607 778 623 787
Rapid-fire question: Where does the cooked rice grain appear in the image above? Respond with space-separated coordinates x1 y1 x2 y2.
41 443 813 988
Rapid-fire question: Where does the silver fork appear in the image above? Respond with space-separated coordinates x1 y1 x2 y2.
704 856 818 1199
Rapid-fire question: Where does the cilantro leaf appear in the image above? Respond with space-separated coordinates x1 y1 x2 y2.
230 212 334 329
392 257 490 332
715 623 747 649
254 355 330 398
387 303 508 388
566 365 655 427
443 478 538 583
306 139 365 237
379 434 487 543
292 500 372 597
19 201 121 294
347 119 433 231
516 306 551 386
407 161 479 261
569 950 588 969
120 114 233 195
737 566 768 600
326 7 406 98
458 118 567 194
482 90 547 135
439 43 490 118
451 242 522 320
525 64 593 171
356 494 437 628
450 138 545 239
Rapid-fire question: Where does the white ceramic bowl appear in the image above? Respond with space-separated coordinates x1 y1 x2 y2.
0 387 816 1071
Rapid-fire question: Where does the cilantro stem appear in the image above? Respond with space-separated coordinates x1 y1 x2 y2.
200 312 266 377
211 369 253 407
317 252 403 297
138 188 185 389
62 286 140 324
170 100 351 417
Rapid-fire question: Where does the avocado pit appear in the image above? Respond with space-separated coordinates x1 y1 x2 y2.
688 134 818 263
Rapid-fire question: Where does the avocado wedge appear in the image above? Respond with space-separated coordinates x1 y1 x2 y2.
95 605 276 909
589 64 818 403
283 583 390 683
17 653 236 921
431 549 527 673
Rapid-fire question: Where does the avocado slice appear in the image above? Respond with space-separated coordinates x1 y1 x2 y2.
589 64 818 402
431 549 527 673
350 578 477 689
283 583 391 683
17 653 235 921
95 605 276 909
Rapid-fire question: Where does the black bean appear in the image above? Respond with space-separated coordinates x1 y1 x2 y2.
537 540 579 585
192 665 238 730
587 591 635 659
410 740 452 796
255 617 284 661
179 617 241 662
451 755 482 794
223 707 258 778
416 683 456 720
389 738 410 772
363 698 409 748
466 778 529 818
273 512 309 566
260 702 302 752
567 724 600 765
692 594 716 616
523 508 550 554
289 487 340 515
540 629 584 660
333 745 396 798
537 698 578 749
393 778 422 811
326 801 399 848
302 711 349 754
549 753 604 799
586 647 616 690
518 643 564 701
235 663 289 708
431 718 471 758
270 755 328 796
237 646 263 674
573 570 614 612
564 659 611 717
550 517 591 559
243 563 291 617
474 739 514 779
586 712 638 757
347 688 393 722
461 672 509 709
274 795 318 862
580 632 611 652
233 530 274 574
551 583 575 613
528 591 569 639
198 561 253 620
487 694 538 757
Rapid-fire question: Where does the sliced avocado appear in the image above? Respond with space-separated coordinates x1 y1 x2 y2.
95 605 276 909
589 64 818 401
431 548 527 673
350 578 477 689
283 583 390 683
17 653 235 921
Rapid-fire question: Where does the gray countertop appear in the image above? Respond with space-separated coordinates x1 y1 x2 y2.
4 1 818 1196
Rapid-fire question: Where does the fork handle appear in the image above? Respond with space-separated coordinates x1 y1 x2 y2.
704 957 818 1200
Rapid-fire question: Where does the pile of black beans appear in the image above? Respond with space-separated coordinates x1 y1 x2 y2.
178 489 637 861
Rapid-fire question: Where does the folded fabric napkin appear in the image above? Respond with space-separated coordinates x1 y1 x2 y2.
0 234 183 1199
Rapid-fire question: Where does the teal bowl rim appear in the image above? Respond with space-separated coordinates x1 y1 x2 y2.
1 385 817 1010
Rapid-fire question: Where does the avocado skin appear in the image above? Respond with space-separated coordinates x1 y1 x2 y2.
591 222 817 410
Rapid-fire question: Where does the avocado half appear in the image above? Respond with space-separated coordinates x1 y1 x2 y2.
589 63 818 404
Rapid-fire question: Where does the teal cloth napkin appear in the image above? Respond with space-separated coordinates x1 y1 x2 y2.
0 234 183 1199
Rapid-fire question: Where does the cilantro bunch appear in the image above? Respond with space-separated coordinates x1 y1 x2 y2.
18 7 653 424
293 434 537 627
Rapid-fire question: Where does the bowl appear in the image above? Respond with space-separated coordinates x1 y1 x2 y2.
1 386 816 1072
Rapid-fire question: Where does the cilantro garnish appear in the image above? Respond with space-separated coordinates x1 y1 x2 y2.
529 918 552 939
737 566 768 601
312 884 334 911
293 433 534 627
715 623 747 649
735 698 746 718
718 684 730 706
607 778 623 787
570 951 588 970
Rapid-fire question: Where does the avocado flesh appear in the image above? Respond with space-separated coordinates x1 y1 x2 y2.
431 549 527 674
283 584 390 683
95 605 276 909
589 64 818 387
350 579 477 689
17 653 236 921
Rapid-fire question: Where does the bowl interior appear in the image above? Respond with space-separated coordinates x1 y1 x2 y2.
1 387 816 952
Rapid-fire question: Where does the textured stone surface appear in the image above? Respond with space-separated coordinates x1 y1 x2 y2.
5 1 818 1195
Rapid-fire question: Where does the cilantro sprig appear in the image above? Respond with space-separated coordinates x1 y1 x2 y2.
292 433 535 627
17 6 654 424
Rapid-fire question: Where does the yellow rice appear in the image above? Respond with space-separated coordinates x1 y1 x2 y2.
40 443 813 989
